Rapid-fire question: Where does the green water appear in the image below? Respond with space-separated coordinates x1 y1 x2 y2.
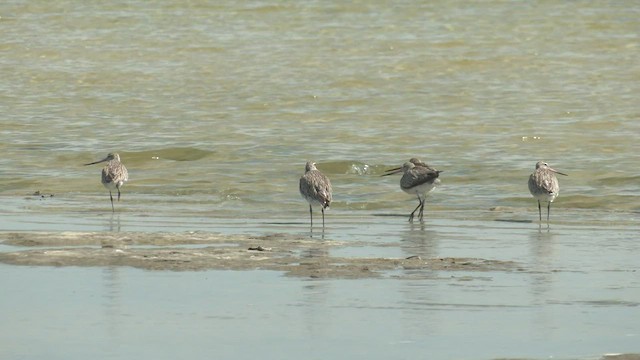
1 0 638 224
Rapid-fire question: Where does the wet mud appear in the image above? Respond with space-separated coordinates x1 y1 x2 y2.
0 231 517 278
600 355 640 360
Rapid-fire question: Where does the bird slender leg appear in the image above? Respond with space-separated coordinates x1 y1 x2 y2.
409 197 423 223
321 208 325 229
547 202 551 224
537 200 542 222
418 195 426 222
117 187 121 201
309 205 313 228
109 191 115 212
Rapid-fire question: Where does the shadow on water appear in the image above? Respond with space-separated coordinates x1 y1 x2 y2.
494 219 533 223
396 222 444 336
528 227 556 277
400 221 440 260
302 242 328 259
527 227 557 334
107 214 121 232
103 266 123 358
372 213 408 218
311 226 326 240
300 280 332 337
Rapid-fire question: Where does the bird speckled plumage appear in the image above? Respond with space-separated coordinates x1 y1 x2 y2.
85 153 129 212
383 159 442 222
528 161 567 224
299 161 332 228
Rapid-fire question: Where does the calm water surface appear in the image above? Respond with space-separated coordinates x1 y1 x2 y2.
1 1 639 359
1 221 639 360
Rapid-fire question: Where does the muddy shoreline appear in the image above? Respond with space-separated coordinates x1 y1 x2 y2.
0 231 517 278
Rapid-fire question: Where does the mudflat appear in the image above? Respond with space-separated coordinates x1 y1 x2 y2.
0 231 516 278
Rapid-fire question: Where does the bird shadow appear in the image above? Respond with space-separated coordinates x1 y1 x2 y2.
494 219 533 223
372 213 409 218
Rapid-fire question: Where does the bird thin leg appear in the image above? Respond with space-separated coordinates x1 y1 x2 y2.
117 187 121 201
537 200 542 222
547 202 551 224
409 197 422 223
109 191 115 212
418 195 426 222
321 208 325 228
309 205 313 228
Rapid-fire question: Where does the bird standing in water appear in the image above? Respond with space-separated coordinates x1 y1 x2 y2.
299 161 332 229
383 159 442 222
528 161 567 224
85 153 129 212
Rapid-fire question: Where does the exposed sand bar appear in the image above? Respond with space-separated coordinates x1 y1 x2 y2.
0 231 517 278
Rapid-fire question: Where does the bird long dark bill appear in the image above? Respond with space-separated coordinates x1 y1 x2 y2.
84 157 110 166
382 167 444 177
549 168 568 176
381 167 403 176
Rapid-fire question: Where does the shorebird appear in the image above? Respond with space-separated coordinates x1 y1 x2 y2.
299 161 332 229
528 161 567 224
85 153 129 212
382 158 436 175
404 158 435 170
383 159 442 222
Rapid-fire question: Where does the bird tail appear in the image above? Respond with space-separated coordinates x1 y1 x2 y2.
321 198 330 209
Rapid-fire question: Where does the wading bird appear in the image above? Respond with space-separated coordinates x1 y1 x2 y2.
85 153 129 212
383 159 442 222
528 161 567 224
299 161 332 229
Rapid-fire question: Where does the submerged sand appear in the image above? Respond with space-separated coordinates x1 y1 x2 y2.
0 231 517 278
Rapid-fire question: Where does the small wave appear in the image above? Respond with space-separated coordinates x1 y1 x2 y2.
135 147 214 162
314 161 398 176
562 194 640 211
593 174 640 187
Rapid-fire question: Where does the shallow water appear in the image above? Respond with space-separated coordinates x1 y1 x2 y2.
1 211 639 359
1 0 639 219
1 1 639 359
1 220 639 360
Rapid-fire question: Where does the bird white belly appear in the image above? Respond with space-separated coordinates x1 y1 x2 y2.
533 191 557 203
302 194 327 209
402 179 439 196
102 180 123 191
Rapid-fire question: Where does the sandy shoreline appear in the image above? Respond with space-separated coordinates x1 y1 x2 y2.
0 231 517 278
